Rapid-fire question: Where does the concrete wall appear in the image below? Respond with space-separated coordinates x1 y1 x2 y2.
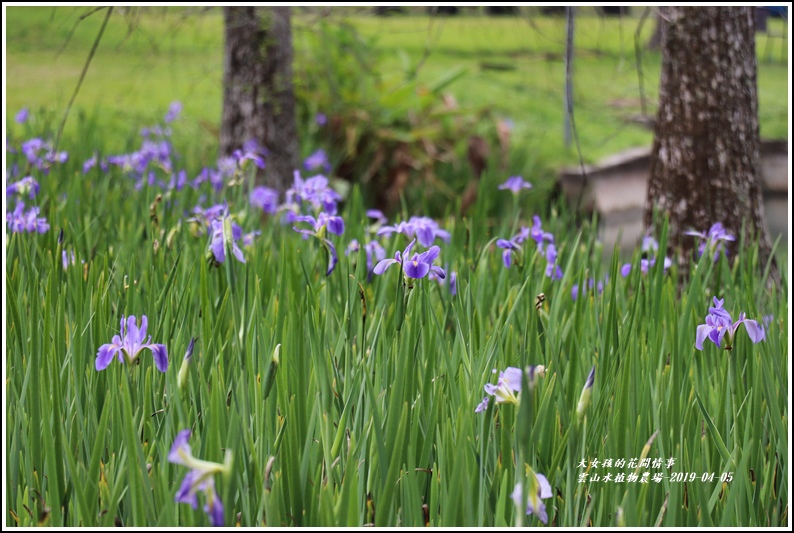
558 141 789 252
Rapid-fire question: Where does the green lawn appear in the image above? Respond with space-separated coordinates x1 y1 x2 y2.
6 7 789 172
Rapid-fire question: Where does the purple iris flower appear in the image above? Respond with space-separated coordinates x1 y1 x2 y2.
21 138 46 164
242 230 261 247
107 137 173 184
641 235 659 254
166 170 188 191
230 148 265 170
377 216 451 248
346 239 360 255
366 241 387 280
474 396 490 413
287 172 341 215
685 222 735 262
303 148 331 173
496 239 520 269
510 473 553 524
209 217 246 265
62 249 76 271
7 202 49 233
498 175 533 195
695 297 765 350
366 209 388 226
475 365 546 412
6 176 39 198
189 203 227 232
315 113 328 126
295 212 345 237
164 101 183 123
250 186 279 215
82 154 108 174
483 367 523 406
346 239 387 282
544 243 563 280
15 107 29 124
529 216 555 253
401 246 444 279
20 138 68 173
168 429 232 527
496 227 530 268
373 239 446 280
293 212 345 276
95 315 168 372
429 267 457 296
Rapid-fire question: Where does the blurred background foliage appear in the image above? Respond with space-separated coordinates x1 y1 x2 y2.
6 6 789 220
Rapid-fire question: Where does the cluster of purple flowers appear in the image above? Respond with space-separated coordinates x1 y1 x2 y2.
193 143 266 194
377 216 451 248
84 103 266 194
571 278 604 301
168 429 232 527
495 215 561 279
190 204 253 265
511 471 553 525
283 171 342 218
620 257 673 277
62 249 79 270
620 235 672 278
19 138 68 173
82 153 109 174
6 112 60 235
346 238 387 282
92 314 229 525
250 186 280 215
6 176 39 198
6 202 49 234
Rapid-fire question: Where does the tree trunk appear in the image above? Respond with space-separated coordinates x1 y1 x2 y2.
221 6 298 194
644 7 773 271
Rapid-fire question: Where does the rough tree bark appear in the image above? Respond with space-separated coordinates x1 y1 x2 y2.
644 7 774 271
221 6 298 194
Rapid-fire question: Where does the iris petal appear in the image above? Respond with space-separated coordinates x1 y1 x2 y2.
695 324 712 351
96 344 120 371
149 344 169 373
739 319 765 344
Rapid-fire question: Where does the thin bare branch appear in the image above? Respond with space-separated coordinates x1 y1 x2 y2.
53 6 112 157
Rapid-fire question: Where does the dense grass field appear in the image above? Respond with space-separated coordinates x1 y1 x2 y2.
4 100 790 526
4 6 791 529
